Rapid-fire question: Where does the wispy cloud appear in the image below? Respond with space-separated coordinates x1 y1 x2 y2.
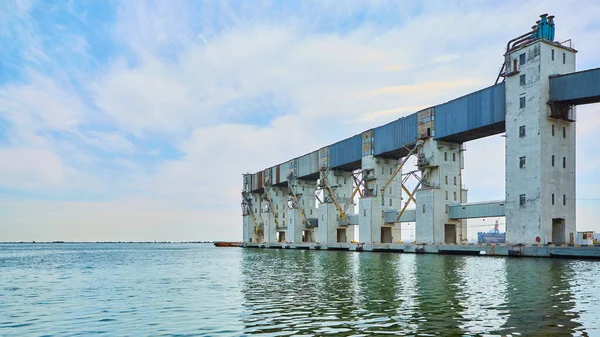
1 0 600 241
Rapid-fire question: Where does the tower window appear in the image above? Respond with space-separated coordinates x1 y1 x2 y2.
563 157 566 168
552 194 555 205
390 167 393 175
563 53 566 64
552 49 555 61
453 192 457 201
519 156 526 168
389 199 392 206
422 204 425 213
552 155 555 167
445 175 448 184
444 152 448 161
563 127 566 138
519 194 526 206
520 74 526 86
453 153 456 162
453 176 457 186
519 97 526 109
552 124 555 136
563 194 566 205
519 53 526 65
519 125 526 137
445 191 448 200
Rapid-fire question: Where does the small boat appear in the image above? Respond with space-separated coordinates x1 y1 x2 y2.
214 241 242 247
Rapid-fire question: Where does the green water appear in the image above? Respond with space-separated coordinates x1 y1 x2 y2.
1 243 598 336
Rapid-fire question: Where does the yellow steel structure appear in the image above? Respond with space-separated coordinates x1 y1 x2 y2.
288 189 311 228
263 184 280 228
380 143 419 207
319 169 350 225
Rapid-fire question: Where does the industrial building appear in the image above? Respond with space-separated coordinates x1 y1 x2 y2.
241 15 600 257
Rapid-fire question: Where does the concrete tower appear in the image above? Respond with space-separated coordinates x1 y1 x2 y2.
504 19 577 244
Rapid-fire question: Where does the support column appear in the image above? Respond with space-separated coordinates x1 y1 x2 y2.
287 179 318 243
415 139 463 244
504 35 576 244
358 155 401 243
262 185 288 243
317 170 354 244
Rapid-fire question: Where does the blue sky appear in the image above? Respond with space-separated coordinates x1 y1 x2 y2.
2 0 600 241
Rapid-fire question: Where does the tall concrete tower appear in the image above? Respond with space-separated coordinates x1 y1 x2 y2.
504 15 577 244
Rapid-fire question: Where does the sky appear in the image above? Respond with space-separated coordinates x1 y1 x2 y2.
2 0 600 242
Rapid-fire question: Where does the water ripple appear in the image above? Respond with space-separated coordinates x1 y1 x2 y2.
0 244 599 336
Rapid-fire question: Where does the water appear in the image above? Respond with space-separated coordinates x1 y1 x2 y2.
0 244 598 336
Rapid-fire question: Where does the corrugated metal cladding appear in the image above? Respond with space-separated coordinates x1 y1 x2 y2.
362 130 374 156
373 114 418 156
297 151 319 178
330 134 362 168
319 147 330 169
250 172 263 191
263 167 277 185
243 174 251 192
550 67 600 105
278 160 294 181
434 82 505 139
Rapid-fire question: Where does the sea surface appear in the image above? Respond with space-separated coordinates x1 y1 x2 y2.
0 243 599 336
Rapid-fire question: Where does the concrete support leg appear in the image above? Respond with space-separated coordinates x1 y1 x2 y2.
504 40 576 244
415 139 462 244
318 203 337 244
358 155 401 243
287 180 318 243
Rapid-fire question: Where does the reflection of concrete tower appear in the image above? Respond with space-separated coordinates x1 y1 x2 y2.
413 255 466 335
504 15 576 245
501 259 582 334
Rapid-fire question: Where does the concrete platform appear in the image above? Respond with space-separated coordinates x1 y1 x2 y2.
243 242 600 259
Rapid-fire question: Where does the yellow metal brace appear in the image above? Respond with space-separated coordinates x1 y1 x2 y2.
288 191 312 228
380 144 419 206
264 185 280 228
321 176 349 225
396 180 421 222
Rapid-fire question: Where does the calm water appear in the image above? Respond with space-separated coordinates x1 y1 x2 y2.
0 244 599 336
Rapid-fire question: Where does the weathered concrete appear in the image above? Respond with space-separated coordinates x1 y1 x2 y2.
287 180 317 243
358 155 402 243
415 139 463 244
505 39 577 245
318 170 354 244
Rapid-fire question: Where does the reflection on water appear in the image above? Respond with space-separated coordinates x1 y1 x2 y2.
1 244 598 336
241 250 600 336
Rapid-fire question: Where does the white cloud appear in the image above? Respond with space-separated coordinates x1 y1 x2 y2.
2 0 600 241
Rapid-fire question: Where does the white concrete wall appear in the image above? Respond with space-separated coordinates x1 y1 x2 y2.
505 40 576 244
262 186 287 243
242 215 250 243
358 155 402 243
317 170 354 244
318 203 338 243
286 180 317 243
415 139 462 243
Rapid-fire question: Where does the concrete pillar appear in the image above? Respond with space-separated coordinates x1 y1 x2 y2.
262 186 287 243
287 180 317 243
242 190 265 244
415 138 463 244
317 170 354 244
504 39 576 244
358 155 401 243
